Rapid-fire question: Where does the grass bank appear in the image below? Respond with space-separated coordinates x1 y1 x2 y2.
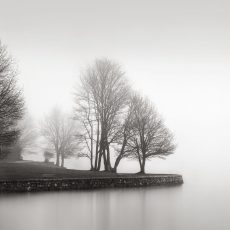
0 161 183 192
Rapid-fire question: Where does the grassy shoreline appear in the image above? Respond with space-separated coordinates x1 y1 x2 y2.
0 161 183 192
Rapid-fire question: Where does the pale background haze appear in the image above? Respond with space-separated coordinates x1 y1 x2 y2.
0 0 230 181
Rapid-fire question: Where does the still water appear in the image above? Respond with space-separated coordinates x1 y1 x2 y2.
0 174 229 230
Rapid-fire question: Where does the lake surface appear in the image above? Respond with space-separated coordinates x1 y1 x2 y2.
0 173 229 230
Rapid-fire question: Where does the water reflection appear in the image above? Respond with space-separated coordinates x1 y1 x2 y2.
0 186 184 230
1 180 230 230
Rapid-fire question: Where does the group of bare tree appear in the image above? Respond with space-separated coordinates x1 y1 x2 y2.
41 108 79 167
0 39 175 173
74 59 176 173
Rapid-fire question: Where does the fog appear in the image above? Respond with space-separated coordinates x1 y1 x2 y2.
1 0 230 180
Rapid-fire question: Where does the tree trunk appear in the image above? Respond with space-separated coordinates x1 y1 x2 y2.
90 154 93 170
61 154 64 167
139 158 145 174
94 151 98 170
112 154 122 173
56 152 60 166
113 137 127 173
94 118 100 169
102 148 108 171
96 149 107 171
96 150 102 171
97 124 105 171
106 143 111 171
90 125 93 170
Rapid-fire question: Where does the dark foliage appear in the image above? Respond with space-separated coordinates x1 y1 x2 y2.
0 41 24 158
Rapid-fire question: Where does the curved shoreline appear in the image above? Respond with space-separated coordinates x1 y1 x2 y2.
0 174 183 193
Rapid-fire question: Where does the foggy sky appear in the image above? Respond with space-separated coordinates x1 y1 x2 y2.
0 0 230 177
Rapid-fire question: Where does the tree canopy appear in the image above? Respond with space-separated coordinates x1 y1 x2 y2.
0 41 24 157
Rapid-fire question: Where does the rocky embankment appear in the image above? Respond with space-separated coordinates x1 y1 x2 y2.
0 174 183 192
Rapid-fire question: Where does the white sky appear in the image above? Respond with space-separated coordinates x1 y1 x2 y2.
0 0 230 177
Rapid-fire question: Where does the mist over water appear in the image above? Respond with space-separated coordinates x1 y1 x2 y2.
1 174 230 230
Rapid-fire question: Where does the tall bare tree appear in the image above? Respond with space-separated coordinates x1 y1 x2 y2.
75 58 130 171
75 95 98 170
0 41 24 158
41 107 79 167
126 94 176 173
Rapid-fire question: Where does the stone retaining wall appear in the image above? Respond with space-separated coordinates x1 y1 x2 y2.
0 175 183 192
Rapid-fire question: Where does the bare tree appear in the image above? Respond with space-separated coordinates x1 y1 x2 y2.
126 94 176 174
75 58 130 171
59 117 80 167
41 107 79 167
0 40 24 158
75 91 98 170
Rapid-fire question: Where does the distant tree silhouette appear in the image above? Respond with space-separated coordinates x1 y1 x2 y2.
41 107 79 167
0 41 24 158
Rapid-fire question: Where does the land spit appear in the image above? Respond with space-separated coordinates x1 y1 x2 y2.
0 161 183 192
